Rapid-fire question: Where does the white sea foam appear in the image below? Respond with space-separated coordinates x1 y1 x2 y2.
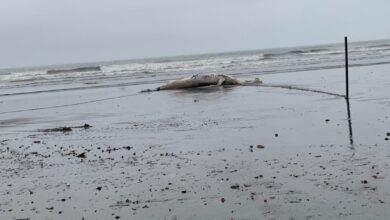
0 70 47 82
1 39 390 88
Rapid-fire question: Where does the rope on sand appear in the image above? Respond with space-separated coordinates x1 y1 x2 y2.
256 84 345 98
0 93 141 115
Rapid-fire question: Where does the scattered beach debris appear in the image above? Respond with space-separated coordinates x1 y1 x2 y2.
254 175 263 179
230 184 240 189
83 123 92 129
39 127 72 132
77 152 87 159
1 140 389 219
256 144 265 149
123 146 133 150
249 144 265 151
38 124 92 132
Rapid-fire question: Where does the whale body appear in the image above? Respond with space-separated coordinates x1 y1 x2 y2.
141 74 262 92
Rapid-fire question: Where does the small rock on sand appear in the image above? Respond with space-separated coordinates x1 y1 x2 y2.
77 152 87 158
256 144 265 149
230 184 240 189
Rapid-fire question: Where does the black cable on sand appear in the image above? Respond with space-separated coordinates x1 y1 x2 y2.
257 84 345 98
0 93 141 115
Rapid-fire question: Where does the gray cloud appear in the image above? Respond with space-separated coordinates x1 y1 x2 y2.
1 0 390 69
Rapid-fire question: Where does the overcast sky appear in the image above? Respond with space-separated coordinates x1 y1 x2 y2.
1 0 390 69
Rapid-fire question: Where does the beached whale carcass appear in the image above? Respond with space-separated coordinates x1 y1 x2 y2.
141 74 262 92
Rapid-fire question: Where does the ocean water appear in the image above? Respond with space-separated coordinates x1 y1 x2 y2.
1 39 390 94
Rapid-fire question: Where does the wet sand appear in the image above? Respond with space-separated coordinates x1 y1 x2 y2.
1 65 390 219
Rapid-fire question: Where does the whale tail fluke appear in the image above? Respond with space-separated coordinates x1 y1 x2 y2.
243 78 263 85
254 78 262 83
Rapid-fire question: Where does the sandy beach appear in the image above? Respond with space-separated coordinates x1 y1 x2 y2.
1 63 390 220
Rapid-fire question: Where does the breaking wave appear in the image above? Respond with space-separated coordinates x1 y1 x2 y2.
47 66 101 74
1 39 390 90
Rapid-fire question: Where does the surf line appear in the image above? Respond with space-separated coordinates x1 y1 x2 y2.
0 93 141 115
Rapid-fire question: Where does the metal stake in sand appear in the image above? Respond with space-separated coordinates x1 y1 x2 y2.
344 36 354 147
346 97 354 146
345 36 349 100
